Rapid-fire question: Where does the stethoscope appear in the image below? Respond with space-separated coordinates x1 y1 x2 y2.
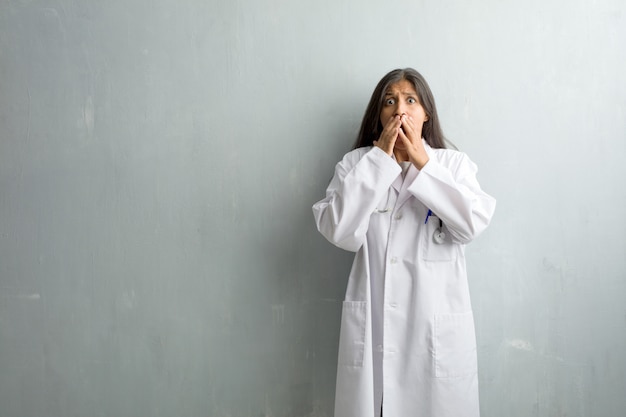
425 209 446 244
375 202 446 244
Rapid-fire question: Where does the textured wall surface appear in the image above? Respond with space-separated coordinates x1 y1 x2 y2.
1 0 624 416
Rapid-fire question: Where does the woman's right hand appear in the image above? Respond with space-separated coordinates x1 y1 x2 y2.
373 115 401 156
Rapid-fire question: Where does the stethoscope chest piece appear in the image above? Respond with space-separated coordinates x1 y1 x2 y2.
425 210 446 244
433 228 446 244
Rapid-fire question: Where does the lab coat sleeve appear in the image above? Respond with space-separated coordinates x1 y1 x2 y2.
408 152 496 244
312 147 401 252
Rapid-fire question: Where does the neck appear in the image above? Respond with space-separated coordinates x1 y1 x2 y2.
393 149 409 163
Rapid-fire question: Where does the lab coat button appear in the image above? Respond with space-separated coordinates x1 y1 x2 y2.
394 213 402 220
390 257 397 264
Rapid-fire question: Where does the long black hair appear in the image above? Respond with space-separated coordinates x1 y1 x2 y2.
353 68 448 150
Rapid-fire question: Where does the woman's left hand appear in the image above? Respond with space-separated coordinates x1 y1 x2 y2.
398 114 430 170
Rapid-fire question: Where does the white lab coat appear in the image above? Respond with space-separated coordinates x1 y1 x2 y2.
312 142 496 417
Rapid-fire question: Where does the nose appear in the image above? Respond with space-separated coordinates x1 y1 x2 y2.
394 102 406 117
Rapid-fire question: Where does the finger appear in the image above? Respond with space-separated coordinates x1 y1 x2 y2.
402 116 423 142
401 115 416 135
380 119 400 144
398 128 411 145
378 130 398 148
383 115 401 135
398 125 415 146
374 130 397 155
387 115 402 127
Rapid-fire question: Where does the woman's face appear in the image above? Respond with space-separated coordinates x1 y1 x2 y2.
379 79 429 147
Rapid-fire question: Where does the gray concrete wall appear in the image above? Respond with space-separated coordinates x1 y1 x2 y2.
1 0 624 416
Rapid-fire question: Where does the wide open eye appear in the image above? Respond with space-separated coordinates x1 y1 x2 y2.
385 98 395 105
407 97 417 104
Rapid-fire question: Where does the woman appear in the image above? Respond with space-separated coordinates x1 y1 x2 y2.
312 68 496 417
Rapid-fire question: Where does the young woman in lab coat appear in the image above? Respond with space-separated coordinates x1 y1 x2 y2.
312 68 496 417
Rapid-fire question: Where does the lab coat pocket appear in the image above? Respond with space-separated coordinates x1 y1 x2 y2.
337 301 367 367
434 312 478 378
422 221 457 262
